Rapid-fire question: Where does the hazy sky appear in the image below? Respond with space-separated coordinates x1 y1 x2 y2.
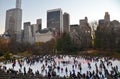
0 0 120 34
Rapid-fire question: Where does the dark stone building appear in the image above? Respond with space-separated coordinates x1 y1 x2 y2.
70 17 92 49
95 12 120 49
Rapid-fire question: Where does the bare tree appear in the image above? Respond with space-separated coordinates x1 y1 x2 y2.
89 21 98 39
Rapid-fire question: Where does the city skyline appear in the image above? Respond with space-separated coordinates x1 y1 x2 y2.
0 0 120 34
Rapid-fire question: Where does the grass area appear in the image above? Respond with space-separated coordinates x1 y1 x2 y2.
16 51 32 57
77 49 120 59
0 56 5 62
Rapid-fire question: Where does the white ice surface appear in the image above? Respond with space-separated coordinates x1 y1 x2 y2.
1 56 120 77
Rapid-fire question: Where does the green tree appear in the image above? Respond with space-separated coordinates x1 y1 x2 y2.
56 37 63 52
56 33 73 53
62 33 73 52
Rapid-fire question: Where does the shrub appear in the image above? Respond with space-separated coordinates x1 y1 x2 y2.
4 52 11 60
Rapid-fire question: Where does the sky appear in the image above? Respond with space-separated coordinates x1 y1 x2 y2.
0 0 120 34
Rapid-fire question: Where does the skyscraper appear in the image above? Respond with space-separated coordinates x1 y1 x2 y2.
79 17 92 48
47 8 63 35
104 12 110 23
5 0 22 42
23 22 34 44
37 19 42 31
104 12 110 27
63 12 70 33
16 0 21 9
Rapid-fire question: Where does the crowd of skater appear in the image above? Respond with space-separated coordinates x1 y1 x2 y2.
0 55 120 79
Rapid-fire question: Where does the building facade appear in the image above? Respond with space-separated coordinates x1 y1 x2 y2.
104 12 110 23
96 12 120 48
70 17 92 49
79 17 92 48
22 19 54 43
63 12 70 33
47 8 63 35
31 24 38 37
35 29 54 43
36 19 42 32
23 22 34 44
5 0 22 42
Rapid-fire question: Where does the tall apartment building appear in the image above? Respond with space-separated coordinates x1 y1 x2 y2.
47 8 63 35
63 12 70 33
5 0 22 42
